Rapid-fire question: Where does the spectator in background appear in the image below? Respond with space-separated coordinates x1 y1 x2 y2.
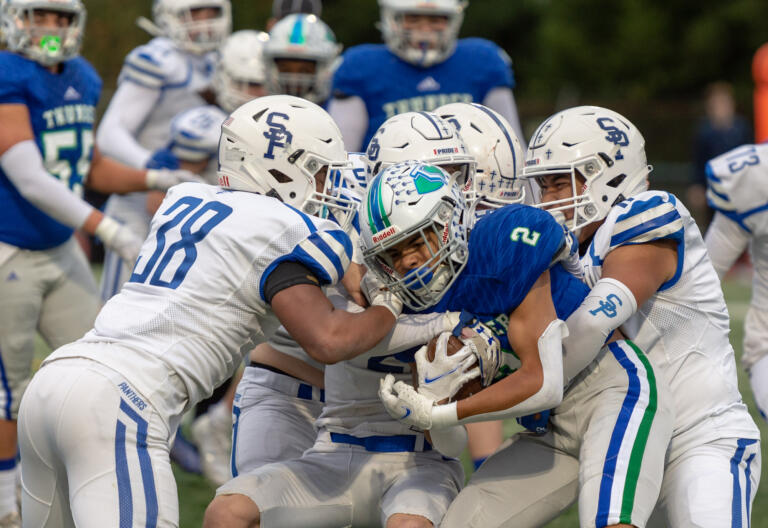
690 82 751 221
266 0 321 30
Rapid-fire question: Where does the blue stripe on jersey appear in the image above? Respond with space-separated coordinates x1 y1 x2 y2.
0 348 12 420
596 341 641 528
291 245 334 283
474 103 518 175
705 162 722 184
119 400 159 528
731 438 758 528
284 203 318 233
115 420 133 528
120 74 163 89
615 195 669 223
306 232 344 279
610 209 682 248
124 61 165 80
231 405 241 478
137 51 161 66
0 457 15 471
324 229 354 262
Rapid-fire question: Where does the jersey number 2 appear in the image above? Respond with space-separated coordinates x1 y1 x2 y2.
510 226 541 246
129 196 232 289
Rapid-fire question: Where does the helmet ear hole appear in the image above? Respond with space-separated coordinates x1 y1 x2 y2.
606 174 626 188
269 169 293 183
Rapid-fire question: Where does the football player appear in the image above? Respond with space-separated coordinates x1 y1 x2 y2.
0 2 196 524
96 0 231 294
519 106 761 527
213 29 269 113
366 162 673 528
17 96 400 527
705 145 768 422
263 13 341 105
329 0 524 152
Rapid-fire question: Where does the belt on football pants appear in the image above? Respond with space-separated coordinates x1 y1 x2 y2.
249 361 325 402
330 432 433 453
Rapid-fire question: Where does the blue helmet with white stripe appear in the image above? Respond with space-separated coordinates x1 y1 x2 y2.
360 161 468 311
523 106 651 235
436 102 529 223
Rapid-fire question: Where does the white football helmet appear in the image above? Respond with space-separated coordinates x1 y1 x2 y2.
263 14 341 104
523 106 651 234
217 95 357 230
1 0 85 65
364 111 475 192
378 0 466 67
169 105 225 161
153 0 231 54
213 30 269 113
360 161 468 311
436 102 529 222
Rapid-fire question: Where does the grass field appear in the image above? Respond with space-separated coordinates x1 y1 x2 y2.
34 276 768 527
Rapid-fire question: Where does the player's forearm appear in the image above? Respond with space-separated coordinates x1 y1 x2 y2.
308 306 396 364
705 212 750 279
368 312 457 356
96 83 159 168
87 152 150 194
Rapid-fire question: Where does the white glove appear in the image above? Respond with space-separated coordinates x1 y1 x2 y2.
415 333 479 402
378 374 458 430
361 272 403 318
459 320 502 387
95 216 143 266
551 225 583 279
145 168 201 191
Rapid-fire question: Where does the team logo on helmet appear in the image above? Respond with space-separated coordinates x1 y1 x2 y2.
263 112 293 160
411 165 445 194
596 117 629 160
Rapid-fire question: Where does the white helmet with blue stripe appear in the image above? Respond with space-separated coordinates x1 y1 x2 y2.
152 0 231 54
217 95 358 231
168 105 226 163
264 13 341 104
364 111 475 193
523 106 651 234
1 0 86 65
360 161 468 310
436 102 529 222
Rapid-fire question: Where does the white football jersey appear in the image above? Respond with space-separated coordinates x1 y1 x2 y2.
707 144 768 311
582 190 759 455
315 286 449 438
47 182 352 414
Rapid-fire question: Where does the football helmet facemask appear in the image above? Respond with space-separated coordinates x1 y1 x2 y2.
152 0 231 54
213 30 269 113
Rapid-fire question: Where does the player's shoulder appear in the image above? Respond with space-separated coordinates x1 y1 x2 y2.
121 37 188 89
602 190 684 250
707 143 768 215
334 43 392 82
454 38 511 67
0 51 36 85
66 56 102 93
473 204 563 244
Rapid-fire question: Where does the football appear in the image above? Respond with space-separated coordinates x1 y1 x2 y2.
421 334 484 402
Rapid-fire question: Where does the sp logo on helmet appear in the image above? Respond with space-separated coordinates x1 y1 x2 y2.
596 117 629 147
263 112 293 160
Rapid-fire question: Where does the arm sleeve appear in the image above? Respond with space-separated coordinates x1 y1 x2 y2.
482 86 526 146
0 140 93 228
95 80 161 168
262 261 322 304
562 278 637 383
328 96 368 153
705 211 751 279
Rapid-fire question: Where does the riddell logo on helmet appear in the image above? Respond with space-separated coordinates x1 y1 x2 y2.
223 117 234 127
442 224 450 244
219 174 230 186
526 159 540 166
433 147 459 155
372 226 398 244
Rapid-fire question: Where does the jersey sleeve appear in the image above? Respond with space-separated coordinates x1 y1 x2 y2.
462 38 515 92
259 223 354 302
607 191 685 289
0 53 29 104
118 39 180 90
706 144 768 233
331 45 378 99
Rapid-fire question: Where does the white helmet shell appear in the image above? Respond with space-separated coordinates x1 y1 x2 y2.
217 95 357 230
364 111 475 191
360 161 468 310
1 0 86 65
264 13 341 104
377 0 466 67
435 102 529 222
153 0 231 54
168 105 226 162
523 105 651 234
213 30 269 113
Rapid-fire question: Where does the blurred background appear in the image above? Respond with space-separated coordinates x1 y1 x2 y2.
82 0 768 227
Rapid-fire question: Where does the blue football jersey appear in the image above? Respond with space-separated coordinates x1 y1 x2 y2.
0 52 101 250
431 204 589 352
332 38 514 149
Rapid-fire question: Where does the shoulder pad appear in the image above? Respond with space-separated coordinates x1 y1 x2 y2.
706 144 768 217
0 52 32 104
120 38 187 89
606 191 684 250
456 38 514 88
332 45 388 96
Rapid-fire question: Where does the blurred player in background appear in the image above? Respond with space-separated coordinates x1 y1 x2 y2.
263 13 340 106
17 95 400 527
329 0 524 153
705 144 768 424
0 1 197 524
213 29 269 112
366 161 671 528
523 106 760 527
96 0 231 295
